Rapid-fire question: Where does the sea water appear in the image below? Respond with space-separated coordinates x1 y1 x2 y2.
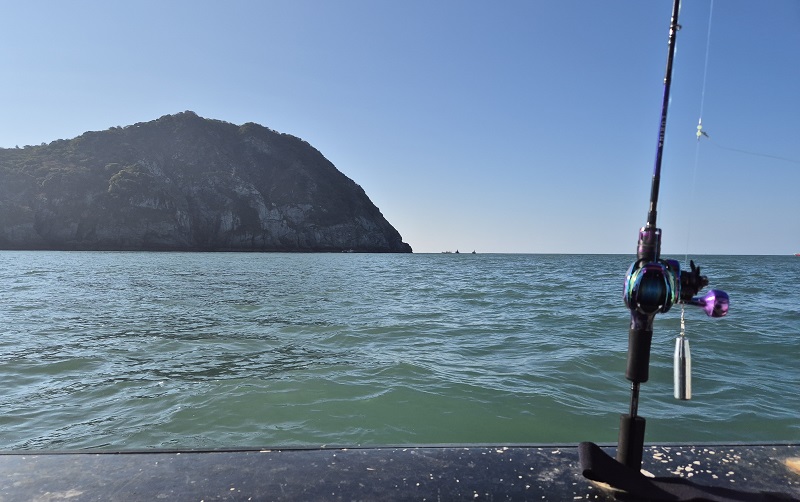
0 252 797 450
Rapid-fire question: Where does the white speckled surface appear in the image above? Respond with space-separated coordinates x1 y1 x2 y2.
0 444 797 501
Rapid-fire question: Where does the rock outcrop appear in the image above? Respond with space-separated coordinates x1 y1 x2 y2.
0 112 412 252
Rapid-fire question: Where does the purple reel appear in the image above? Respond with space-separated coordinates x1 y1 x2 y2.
688 289 729 317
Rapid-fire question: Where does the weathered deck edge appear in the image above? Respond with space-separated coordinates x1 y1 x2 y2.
1 443 798 500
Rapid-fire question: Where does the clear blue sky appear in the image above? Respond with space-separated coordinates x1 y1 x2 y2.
2 1 798 254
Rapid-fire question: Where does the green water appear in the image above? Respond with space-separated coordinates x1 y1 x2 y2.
1 252 797 450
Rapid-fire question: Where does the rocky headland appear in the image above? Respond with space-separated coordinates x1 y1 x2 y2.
0 112 411 252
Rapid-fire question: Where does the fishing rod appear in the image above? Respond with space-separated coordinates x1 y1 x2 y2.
580 0 731 475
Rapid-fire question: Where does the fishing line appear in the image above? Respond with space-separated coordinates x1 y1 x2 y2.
686 0 714 265
702 138 800 165
696 0 714 127
675 0 715 404
694 0 800 166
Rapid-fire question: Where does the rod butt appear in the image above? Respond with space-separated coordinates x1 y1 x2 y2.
617 414 646 470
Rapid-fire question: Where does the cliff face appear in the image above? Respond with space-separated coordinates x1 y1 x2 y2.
0 112 412 252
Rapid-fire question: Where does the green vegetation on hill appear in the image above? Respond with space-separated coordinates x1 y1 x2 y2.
0 111 412 252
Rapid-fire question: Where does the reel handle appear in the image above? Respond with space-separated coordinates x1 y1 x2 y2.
688 289 729 317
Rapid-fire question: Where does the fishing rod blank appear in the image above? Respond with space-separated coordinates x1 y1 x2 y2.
617 0 730 470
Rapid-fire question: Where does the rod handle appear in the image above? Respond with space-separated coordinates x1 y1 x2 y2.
626 326 653 383
617 414 646 470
